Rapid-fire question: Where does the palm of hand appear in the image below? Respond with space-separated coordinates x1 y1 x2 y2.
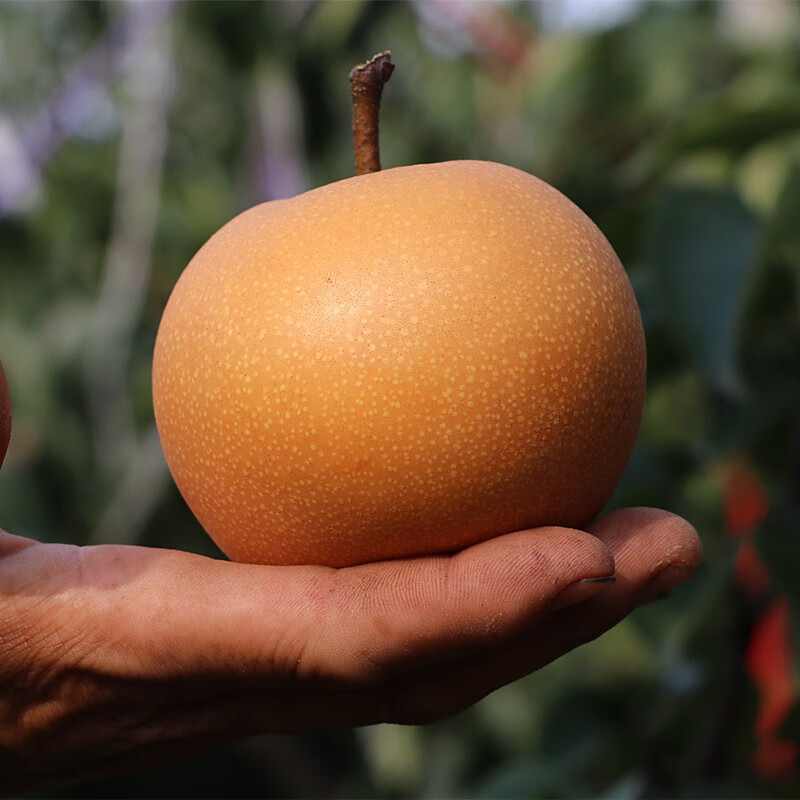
0 507 701 794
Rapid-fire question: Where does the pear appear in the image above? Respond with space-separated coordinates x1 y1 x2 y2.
153 160 645 566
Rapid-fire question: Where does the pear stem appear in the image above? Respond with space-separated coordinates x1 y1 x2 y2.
349 51 395 176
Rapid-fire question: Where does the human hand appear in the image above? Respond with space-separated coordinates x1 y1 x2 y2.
0 507 701 794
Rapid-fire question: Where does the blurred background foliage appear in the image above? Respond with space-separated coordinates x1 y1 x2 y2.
2 0 800 797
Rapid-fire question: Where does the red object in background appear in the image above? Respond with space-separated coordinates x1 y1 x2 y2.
724 458 770 539
723 457 799 780
746 598 800 780
735 542 772 601
725 458 772 601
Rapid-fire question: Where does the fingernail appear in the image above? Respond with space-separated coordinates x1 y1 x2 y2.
636 564 693 607
551 576 616 611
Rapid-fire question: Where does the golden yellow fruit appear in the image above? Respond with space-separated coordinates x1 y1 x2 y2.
153 161 646 567
0 360 10 471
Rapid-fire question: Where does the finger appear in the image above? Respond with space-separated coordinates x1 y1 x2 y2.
307 525 616 684
586 507 703 603
355 508 702 724
0 529 40 559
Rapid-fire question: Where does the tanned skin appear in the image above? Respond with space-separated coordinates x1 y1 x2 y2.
0 507 701 795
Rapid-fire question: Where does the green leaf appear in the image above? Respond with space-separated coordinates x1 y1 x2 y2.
756 508 800 613
663 98 800 159
761 157 800 274
646 185 761 393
